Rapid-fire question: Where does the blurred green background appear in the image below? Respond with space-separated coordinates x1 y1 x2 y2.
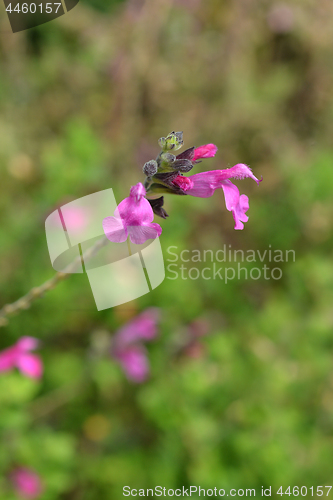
1 0 333 498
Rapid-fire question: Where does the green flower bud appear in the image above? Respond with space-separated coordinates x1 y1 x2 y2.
158 137 167 149
160 153 176 164
158 131 184 152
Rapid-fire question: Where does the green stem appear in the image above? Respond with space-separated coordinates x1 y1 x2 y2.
127 238 132 256
0 236 109 328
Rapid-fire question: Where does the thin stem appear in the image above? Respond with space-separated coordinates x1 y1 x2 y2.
144 176 152 191
0 236 109 328
29 377 86 420
127 238 132 256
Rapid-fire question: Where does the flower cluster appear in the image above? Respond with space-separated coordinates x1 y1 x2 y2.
103 132 261 243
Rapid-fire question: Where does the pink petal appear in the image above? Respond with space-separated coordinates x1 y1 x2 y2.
172 175 194 193
193 144 218 162
0 346 18 373
63 206 88 231
17 353 43 379
116 308 160 345
174 165 260 198
175 171 219 197
218 163 261 184
16 337 39 352
11 468 43 499
115 346 149 383
118 196 155 225
127 223 162 245
102 216 128 243
130 183 146 202
104 183 162 245
221 180 249 230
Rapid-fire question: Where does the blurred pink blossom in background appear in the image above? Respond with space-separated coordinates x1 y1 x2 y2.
61 206 88 231
111 308 159 383
11 467 43 499
0 337 43 379
267 3 294 33
114 345 150 383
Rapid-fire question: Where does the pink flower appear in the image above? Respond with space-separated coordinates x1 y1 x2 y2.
103 183 162 244
62 206 88 231
0 337 43 379
114 308 159 345
11 467 43 499
173 164 261 230
192 143 218 162
114 345 149 383
111 308 159 383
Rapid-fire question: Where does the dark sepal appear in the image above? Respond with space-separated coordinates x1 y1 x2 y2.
148 183 188 196
148 196 169 219
150 171 188 195
153 170 180 187
176 147 195 161
172 159 193 172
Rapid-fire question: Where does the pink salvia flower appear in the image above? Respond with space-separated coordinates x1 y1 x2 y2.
11 467 43 499
192 143 218 162
114 308 159 345
103 182 162 245
173 164 261 230
0 337 43 379
115 345 149 383
111 308 159 383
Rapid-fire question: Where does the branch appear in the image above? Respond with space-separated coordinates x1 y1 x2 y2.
0 236 109 328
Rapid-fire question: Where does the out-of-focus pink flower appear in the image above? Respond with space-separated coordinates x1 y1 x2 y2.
267 4 294 33
103 183 162 245
111 308 159 383
0 337 43 379
173 164 261 230
11 467 43 499
184 341 206 359
192 144 218 162
114 345 149 383
179 318 210 359
114 308 159 345
188 318 210 338
62 206 88 231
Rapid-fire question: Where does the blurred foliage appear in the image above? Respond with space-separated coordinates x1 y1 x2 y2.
1 0 333 498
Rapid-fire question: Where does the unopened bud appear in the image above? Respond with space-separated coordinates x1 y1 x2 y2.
158 131 184 151
161 153 176 164
143 160 158 177
158 137 166 149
